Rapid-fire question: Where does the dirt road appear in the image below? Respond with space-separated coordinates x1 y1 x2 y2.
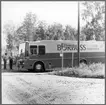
2 72 105 104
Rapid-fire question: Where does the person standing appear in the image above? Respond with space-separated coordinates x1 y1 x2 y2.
9 53 13 70
3 53 8 69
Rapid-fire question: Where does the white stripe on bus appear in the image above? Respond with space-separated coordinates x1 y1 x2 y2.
28 56 105 60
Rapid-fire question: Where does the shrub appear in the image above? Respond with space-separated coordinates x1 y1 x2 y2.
49 63 105 78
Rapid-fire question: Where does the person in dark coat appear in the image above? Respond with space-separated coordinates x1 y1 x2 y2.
9 53 13 70
3 53 8 69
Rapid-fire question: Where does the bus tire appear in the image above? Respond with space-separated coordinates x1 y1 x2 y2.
80 59 87 65
33 62 45 72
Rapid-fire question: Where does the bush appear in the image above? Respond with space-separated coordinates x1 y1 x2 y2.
48 63 105 78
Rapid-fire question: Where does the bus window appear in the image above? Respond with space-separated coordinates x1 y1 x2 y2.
33 48 37 54
21 49 23 53
20 49 24 58
30 45 37 55
30 48 33 55
38 45 45 55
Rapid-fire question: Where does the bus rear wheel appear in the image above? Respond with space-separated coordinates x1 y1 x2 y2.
80 59 87 67
80 59 87 64
34 62 45 72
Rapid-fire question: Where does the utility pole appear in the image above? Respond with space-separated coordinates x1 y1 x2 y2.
60 46 63 71
78 1 80 67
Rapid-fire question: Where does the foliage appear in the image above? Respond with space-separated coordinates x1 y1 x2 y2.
16 12 37 41
64 25 77 40
3 23 16 51
49 63 105 78
46 23 64 40
81 1 105 41
35 21 47 40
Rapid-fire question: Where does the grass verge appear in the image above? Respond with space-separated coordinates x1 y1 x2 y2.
48 63 105 79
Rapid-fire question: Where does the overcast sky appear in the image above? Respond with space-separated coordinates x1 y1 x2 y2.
1 1 84 48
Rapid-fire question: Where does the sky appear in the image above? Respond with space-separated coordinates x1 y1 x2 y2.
1 1 85 48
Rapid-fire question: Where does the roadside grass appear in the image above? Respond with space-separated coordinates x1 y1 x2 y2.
48 63 105 78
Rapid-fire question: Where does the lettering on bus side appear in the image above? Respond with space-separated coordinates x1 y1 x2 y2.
57 43 86 51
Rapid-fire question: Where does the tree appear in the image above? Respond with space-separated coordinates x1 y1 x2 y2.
46 23 64 40
3 23 16 51
81 1 105 40
16 12 37 41
35 21 47 40
64 25 77 40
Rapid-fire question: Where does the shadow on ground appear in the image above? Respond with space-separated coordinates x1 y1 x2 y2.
1 65 53 73
2 69 53 73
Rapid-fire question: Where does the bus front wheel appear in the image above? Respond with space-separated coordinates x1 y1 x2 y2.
34 62 45 72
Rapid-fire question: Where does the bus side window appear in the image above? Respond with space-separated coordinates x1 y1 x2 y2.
20 49 24 58
39 45 45 55
21 49 23 53
30 45 37 55
33 48 37 54
30 48 33 55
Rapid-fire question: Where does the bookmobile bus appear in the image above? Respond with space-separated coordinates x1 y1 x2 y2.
17 40 105 72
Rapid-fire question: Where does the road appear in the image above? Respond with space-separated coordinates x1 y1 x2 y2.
2 72 105 104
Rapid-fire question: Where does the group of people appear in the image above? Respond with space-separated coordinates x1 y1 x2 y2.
3 52 13 70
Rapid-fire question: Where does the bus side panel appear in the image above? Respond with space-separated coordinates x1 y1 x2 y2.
73 52 105 67
23 52 105 70
24 58 37 70
23 53 73 70
73 52 105 58
40 58 73 70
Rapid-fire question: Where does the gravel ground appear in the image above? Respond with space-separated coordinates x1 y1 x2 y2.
2 72 105 104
